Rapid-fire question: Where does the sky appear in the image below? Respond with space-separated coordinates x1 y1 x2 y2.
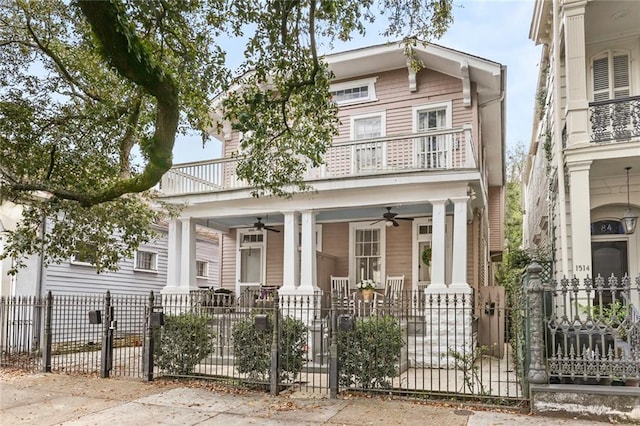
172 0 542 164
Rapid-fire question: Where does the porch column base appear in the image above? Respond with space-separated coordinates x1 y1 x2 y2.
278 287 323 362
423 286 475 368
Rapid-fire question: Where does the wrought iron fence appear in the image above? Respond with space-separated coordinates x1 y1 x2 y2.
544 274 640 385
1 288 526 406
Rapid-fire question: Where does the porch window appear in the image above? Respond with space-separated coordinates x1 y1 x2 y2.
414 102 452 169
72 242 98 266
354 228 382 284
351 112 385 172
134 250 158 272
239 231 264 284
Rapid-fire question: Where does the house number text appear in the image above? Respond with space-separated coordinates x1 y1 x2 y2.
575 265 590 272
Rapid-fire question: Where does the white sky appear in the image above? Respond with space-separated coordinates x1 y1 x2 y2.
172 0 542 164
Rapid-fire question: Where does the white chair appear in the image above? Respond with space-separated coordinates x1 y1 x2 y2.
331 276 355 314
374 275 405 315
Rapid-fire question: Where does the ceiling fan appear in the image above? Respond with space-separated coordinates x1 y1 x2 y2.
370 207 413 227
253 217 280 233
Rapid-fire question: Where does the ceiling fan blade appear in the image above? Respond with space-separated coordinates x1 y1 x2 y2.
370 219 383 225
392 220 399 227
264 226 280 233
396 217 414 221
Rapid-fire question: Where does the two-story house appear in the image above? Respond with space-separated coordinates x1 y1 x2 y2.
525 0 639 286
158 41 506 318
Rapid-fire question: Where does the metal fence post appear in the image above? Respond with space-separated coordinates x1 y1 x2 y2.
143 291 155 381
329 293 338 398
270 293 280 396
42 291 53 373
101 291 113 378
526 261 548 385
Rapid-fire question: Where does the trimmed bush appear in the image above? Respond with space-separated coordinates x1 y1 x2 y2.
156 313 214 375
232 314 307 382
338 316 403 389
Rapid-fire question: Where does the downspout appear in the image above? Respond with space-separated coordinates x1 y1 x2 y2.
32 215 46 352
553 0 569 277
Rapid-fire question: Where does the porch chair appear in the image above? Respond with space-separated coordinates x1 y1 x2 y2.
331 276 355 314
374 275 405 316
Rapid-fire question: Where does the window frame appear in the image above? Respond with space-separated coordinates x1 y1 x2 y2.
330 77 378 106
412 101 453 169
348 221 386 288
133 249 158 273
196 260 209 278
236 228 267 287
70 242 98 267
350 111 387 172
590 49 631 102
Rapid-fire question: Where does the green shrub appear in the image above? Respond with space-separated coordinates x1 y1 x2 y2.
337 316 403 389
156 313 214 375
232 314 307 382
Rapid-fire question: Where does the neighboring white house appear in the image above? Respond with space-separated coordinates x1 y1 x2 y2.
0 202 220 298
524 0 639 284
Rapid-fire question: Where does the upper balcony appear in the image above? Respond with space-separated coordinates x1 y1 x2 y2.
160 127 475 196
589 96 640 143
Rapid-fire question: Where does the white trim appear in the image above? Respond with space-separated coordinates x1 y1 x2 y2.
330 77 378 105
412 217 433 292
70 242 97 267
196 260 209 278
133 249 159 273
348 221 386 289
350 112 387 173
411 101 453 133
349 111 387 140
235 228 267 295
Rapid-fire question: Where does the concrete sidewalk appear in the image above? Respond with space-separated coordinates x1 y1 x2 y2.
0 373 623 425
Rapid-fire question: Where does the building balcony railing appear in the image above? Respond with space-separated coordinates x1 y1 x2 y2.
159 127 475 196
589 95 640 143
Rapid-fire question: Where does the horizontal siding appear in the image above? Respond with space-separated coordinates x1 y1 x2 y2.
488 186 505 255
320 223 350 276
265 226 284 286
220 230 237 291
224 67 476 152
385 223 412 287
44 232 219 295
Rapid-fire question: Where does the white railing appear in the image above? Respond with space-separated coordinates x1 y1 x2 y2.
160 127 475 196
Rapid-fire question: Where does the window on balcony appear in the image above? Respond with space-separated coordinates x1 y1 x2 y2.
590 51 633 141
413 101 452 169
351 112 385 172
592 51 630 102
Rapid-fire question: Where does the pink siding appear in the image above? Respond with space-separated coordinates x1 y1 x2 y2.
265 226 284 285
320 223 350 276
220 230 237 290
223 67 478 155
385 223 413 287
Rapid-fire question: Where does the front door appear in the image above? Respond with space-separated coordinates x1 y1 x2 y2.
591 240 628 304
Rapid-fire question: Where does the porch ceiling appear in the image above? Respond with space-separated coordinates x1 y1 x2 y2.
197 203 447 230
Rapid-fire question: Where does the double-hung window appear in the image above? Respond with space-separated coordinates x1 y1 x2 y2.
134 250 157 272
350 222 385 286
413 101 452 169
351 112 385 172
196 260 209 278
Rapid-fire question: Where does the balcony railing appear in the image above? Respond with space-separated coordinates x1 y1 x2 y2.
589 95 640 143
160 127 475 196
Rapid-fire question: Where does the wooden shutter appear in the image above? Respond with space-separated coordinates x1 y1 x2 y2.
613 54 629 99
593 56 610 102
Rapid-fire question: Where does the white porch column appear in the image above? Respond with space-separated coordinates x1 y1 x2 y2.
179 218 197 291
298 210 318 293
563 2 590 148
429 199 448 289
568 161 593 280
163 219 182 292
281 211 299 291
450 196 470 289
